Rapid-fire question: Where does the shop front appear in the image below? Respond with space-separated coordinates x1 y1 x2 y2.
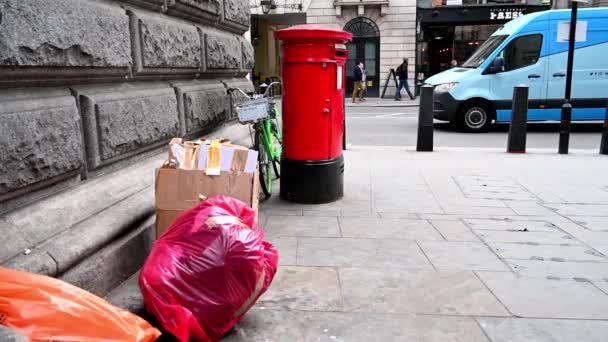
416 3 550 81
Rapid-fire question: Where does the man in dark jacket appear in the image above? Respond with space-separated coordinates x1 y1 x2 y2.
395 58 415 100
352 61 364 103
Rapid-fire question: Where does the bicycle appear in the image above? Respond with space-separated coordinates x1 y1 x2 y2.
228 82 282 200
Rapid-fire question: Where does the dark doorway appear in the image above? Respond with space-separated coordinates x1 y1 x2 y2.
426 27 454 76
344 17 381 98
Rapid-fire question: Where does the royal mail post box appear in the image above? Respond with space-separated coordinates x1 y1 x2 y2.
274 25 352 204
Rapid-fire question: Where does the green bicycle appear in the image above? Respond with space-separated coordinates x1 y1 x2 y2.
229 83 282 199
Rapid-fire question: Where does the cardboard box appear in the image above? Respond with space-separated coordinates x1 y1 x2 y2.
155 140 260 237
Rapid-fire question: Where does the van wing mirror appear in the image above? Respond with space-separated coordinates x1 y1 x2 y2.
489 57 505 74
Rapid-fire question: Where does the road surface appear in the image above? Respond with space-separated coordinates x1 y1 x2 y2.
346 105 604 149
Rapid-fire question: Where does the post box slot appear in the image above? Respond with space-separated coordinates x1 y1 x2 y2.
335 50 347 57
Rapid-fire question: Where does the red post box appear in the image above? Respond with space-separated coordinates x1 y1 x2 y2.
274 25 352 204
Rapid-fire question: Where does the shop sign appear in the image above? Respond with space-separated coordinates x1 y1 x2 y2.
490 9 524 21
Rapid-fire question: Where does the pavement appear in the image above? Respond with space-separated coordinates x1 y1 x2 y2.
224 147 608 342
345 96 419 107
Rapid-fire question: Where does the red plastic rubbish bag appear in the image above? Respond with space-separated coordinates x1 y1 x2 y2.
140 195 278 342
0 267 161 342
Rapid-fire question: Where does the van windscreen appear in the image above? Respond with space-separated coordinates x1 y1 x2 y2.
461 35 508 68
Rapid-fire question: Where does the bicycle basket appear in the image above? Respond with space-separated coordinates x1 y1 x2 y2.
235 98 269 123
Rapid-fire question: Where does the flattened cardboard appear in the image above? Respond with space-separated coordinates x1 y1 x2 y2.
155 169 254 211
156 140 260 238
156 210 183 237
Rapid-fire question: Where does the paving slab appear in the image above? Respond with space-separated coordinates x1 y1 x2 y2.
340 210 381 218
464 219 559 232
476 317 608 342
453 175 538 201
489 243 608 262
257 266 342 312
310 199 372 212
475 230 581 245
567 216 608 232
477 271 608 319
339 268 509 316
264 216 340 237
442 206 517 216
376 212 420 219
508 259 608 280
302 210 341 217
593 281 608 294
595 245 608 256
262 209 303 216
505 202 558 216
548 185 608 204
419 214 461 221
338 217 443 240
225 311 489 342
418 241 510 271
430 220 481 241
297 237 432 270
372 196 444 214
547 220 608 246
544 204 608 216
436 197 507 208
264 236 297 265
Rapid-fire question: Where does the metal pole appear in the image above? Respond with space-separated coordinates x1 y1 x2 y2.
559 1 578 154
600 102 608 155
416 85 434 152
507 85 529 153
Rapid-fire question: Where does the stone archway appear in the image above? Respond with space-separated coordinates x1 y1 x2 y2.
344 17 381 97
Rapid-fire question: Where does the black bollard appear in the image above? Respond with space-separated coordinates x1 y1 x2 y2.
559 102 572 154
417 85 434 152
601 103 608 155
507 85 529 153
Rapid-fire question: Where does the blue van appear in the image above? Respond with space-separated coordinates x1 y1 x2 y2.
425 8 608 132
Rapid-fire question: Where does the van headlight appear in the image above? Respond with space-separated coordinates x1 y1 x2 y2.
434 83 458 94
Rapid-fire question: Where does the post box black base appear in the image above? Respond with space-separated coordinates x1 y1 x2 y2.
280 155 344 204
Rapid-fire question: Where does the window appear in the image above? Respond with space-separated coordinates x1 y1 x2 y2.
498 34 542 71
461 35 508 68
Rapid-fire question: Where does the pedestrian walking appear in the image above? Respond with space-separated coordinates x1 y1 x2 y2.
360 63 367 102
352 61 364 103
395 58 415 101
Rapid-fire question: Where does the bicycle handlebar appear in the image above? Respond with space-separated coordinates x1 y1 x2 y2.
227 87 250 98
261 82 281 97
228 81 281 99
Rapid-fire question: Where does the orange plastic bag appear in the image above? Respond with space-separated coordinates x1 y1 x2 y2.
0 267 161 342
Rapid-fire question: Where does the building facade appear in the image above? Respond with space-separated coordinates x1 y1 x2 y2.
416 1 551 80
250 0 417 97
250 0 605 97
0 0 254 298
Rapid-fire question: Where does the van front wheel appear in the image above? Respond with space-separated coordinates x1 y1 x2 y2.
459 102 493 133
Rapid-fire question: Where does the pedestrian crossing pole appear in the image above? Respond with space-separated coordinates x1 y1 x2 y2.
559 1 583 154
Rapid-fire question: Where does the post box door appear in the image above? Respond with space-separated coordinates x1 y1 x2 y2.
329 63 345 158
282 62 334 161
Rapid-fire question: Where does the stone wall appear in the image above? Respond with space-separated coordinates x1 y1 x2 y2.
305 0 417 95
0 0 254 214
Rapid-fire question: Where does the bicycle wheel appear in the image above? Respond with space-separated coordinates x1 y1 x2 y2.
270 118 281 179
255 130 272 199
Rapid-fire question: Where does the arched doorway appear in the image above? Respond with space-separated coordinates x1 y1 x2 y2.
344 17 381 97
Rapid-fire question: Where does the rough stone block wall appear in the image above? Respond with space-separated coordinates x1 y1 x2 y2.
0 0 254 214
305 0 417 96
